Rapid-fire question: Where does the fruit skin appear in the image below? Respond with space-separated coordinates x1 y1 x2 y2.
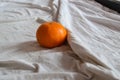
36 21 67 48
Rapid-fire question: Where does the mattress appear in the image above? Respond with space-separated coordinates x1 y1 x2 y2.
0 0 120 80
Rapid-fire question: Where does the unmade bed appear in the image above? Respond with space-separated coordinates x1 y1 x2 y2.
0 0 120 80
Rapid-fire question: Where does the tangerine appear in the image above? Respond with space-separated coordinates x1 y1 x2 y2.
36 21 67 48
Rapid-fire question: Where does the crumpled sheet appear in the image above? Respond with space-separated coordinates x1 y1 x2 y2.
0 0 120 80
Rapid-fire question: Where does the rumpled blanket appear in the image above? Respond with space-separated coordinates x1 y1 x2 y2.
0 0 120 80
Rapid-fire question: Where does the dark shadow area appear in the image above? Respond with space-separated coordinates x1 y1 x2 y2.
95 0 120 13
36 18 46 24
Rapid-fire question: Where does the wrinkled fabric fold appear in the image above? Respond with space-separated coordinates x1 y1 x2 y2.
0 0 120 80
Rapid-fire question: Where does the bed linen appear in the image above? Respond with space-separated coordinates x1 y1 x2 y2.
0 0 120 80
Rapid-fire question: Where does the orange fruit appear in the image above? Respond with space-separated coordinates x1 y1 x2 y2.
36 21 67 48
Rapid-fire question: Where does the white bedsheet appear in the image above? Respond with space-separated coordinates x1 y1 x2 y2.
0 0 120 80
